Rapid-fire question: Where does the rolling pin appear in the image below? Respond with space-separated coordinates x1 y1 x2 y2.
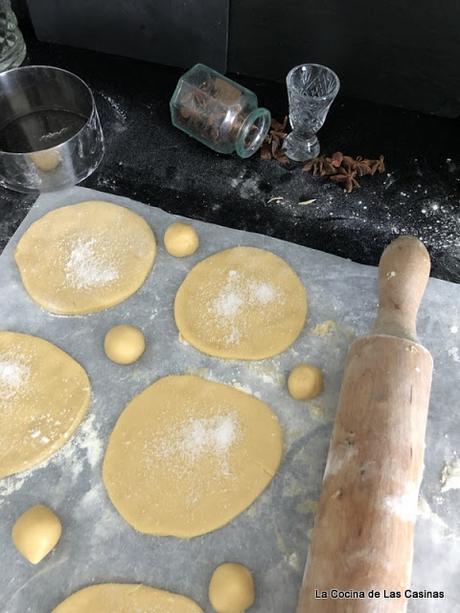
297 236 433 613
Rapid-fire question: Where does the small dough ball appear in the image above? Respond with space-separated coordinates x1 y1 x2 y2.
12 504 62 564
209 563 255 613
164 222 199 257
104 325 145 365
29 149 61 172
288 363 323 400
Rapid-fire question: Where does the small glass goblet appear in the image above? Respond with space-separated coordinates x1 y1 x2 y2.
283 63 340 162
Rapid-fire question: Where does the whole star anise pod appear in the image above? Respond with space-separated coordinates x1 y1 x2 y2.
260 116 290 165
303 152 385 192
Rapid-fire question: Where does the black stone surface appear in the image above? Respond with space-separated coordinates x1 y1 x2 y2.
1 31 459 282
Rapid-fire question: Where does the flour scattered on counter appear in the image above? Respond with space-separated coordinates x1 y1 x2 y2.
98 91 127 124
1 413 103 502
0 472 29 501
441 457 460 493
450 325 458 334
74 483 122 541
447 346 460 362
47 413 103 482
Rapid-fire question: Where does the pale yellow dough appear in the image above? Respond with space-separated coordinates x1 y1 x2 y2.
164 222 199 257
288 363 323 400
12 504 62 564
209 563 255 613
0 331 91 479
174 246 307 360
29 149 61 172
104 324 145 364
52 583 203 613
103 375 283 538
15 200 156 315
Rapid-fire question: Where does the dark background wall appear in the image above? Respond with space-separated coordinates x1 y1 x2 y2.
228 0 460 118
14 0 460 118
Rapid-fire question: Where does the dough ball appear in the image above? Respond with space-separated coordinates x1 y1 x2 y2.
29 149 61 172
164 222 199 257
288 363 323 400
209 563 255 613
104 325 145 365
52 583 203 612
12 504 62 564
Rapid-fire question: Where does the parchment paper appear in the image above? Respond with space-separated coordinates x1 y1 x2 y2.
1 186 459 613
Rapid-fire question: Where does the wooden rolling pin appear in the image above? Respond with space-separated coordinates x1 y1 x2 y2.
297 236 433 613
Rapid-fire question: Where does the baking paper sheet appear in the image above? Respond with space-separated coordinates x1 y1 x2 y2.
1 186 459 612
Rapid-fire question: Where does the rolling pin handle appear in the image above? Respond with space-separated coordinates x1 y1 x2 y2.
372 236 430 341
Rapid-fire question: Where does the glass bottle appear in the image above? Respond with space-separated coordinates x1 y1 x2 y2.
0 0 26 72
170 63 271 158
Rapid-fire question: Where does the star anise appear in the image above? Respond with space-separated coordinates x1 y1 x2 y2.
260 116 290 165
303 152 385 193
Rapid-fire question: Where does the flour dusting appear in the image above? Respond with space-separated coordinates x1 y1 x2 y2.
384 482 419 523
0 413 103 506
209 270 280 346
181 415 238 459
0 353 31 401
143 410 241 504
64 237 119 290
155 413 239 470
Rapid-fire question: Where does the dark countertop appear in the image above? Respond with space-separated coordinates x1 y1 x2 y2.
1 31 459 282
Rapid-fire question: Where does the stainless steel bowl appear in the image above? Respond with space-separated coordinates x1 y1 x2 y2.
0 65 104 192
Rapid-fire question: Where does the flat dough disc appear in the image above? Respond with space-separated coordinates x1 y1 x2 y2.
52 584 203 613
174 246 307 359
0 331 91 478
15 200 156 315
103 375 283 538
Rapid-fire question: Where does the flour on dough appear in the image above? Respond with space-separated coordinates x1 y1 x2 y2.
52 583 203 613
103 375 283 538
174 246 307 360
15 200 156 315
0 331 91 478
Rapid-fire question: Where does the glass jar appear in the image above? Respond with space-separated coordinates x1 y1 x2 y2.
170 63 271 158
0 1 26 72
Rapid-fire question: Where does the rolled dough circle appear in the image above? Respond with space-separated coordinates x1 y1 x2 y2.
174 246 307 359
52 584 203 612
164 222 199 257
15 200 156 315
209 563 255 613
104 324 145 365
103 375 283 538
0 331 91 479
287 363 323 400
